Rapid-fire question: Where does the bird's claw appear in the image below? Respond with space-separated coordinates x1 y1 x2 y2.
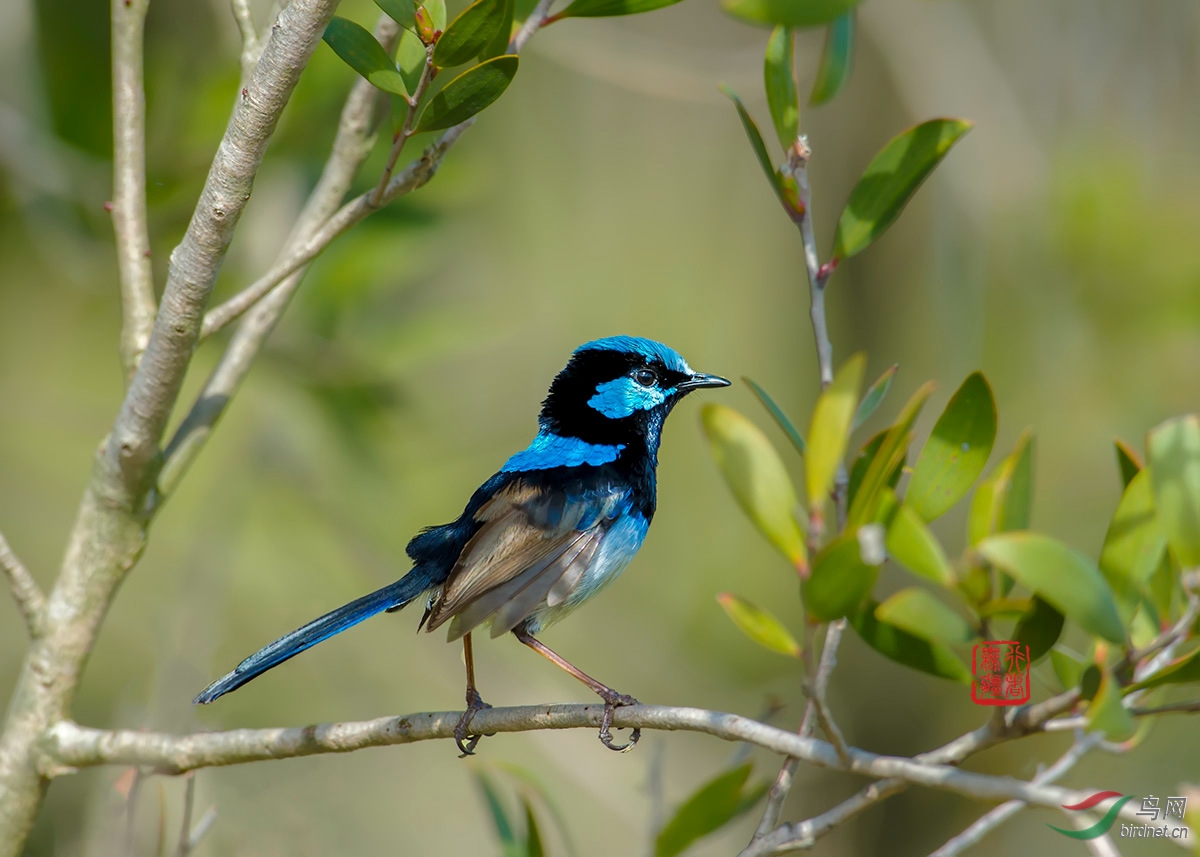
598 692 640 752
455 689 493 757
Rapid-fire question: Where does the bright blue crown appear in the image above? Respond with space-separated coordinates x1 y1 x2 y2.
575 336 693 375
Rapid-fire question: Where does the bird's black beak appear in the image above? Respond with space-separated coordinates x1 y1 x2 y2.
676 372 731 392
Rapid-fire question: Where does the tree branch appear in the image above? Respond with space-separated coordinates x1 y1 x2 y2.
110 0 157 381
104 0 340 504
35 704 1190 845
230 0 261 79
0 530 44 638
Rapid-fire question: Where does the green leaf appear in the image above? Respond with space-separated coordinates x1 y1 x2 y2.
425 0 447 29
908 372 997 522
1146 415 1200 568
655 764 762 857
480 0 516 58
413 55 519 133
847 430 901 511
977 533 1125 644
743 377 805 456
1049 646 1083 691
1099 468 1168 622
847 382 934 527
849 601 972 682
1012 596 1064 662
804 528 883 620
852 363 897 431
701 404 807 572
434 0 508 67
1115 438 1143 489
475 773 523 857
722 0 864 29
809 12 853 106
806 353 866 508
1087 666 1135 741
397 28 428 94
720 85 784 207
373 0 417 31
875 588 976 645
717 593 801 657
763 26 798 151
833 118 972 261
1128 642 1200 691
876 490 955 586
522 796 545 857
323 18 409 97
556 0 686 19
967 430 1033 546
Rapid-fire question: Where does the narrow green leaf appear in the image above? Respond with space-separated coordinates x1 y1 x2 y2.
977 533 1125 644
490 763 577 856
847 382 934 527
806 353 866 508
722 0 863 29
433 0 508 67
717 593 801 657
522 796 545 857
967 429 1033 546
1115 438 1143 489
804 528 883 621
557 0 686 18
908 372 997 522
1146 551 1176 624
480 0 515 58
701 404 807 571
373 0 417 31
1087 666 1135 741
397 27 427 95
475 773 521 854
1127 642 1200 691
1012 596 1064 662
847 430 902 511
976 597 1033 619
743 377 805 456
1049 646 1083 691
1146 414 1200 568
833 118 972 261
720 85 783 206
850 601 972 682
655 764 757 857
425 0 447 29
763 26 798 150
1099 468 1168 622
323 18 409 97
875 588 976 645
809 12 853 106
1079 663 1101 700
852 363 897 431
414 55 519 133
876 490 955 586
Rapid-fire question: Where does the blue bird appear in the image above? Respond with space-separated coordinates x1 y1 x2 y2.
194 337 729 753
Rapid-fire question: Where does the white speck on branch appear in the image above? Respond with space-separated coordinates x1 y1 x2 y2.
0 530 44 638
110 0 157 381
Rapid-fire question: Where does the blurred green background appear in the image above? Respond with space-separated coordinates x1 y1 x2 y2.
2 0 1198 854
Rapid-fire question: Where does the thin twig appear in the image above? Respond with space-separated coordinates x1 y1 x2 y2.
186 806 218 852
110 0 157 381
173 773 195 857
742 778 909 856
230 0 261 78
928 733 1104 857
370 44 436 207
124 768 144 857
0 531 44 638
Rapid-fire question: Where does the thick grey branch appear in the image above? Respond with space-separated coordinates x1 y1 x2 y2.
37 704 1189 842
110 0 157 381
0 531 44 638
104 0 339 503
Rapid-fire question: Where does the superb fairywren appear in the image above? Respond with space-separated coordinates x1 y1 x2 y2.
195 337 729 752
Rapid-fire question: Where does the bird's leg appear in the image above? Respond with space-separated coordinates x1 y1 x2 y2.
512 627 641 752
454 632 493 756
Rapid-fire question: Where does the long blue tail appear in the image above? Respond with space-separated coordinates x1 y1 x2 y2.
194 570 432 704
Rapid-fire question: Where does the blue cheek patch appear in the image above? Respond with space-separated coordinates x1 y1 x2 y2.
587 377 669 419
502 431 626 472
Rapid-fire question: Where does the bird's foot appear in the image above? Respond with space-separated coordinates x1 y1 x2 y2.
455 688 493 757
597 691 641 752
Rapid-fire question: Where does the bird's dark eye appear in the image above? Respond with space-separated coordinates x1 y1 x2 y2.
633 368 657 387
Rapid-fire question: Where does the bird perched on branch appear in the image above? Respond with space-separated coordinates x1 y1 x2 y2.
194 337 729 753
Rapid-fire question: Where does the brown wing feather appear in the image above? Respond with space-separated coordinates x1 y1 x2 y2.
487 528 602 637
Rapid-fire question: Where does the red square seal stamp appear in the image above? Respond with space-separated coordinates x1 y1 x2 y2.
971 641 1030 705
